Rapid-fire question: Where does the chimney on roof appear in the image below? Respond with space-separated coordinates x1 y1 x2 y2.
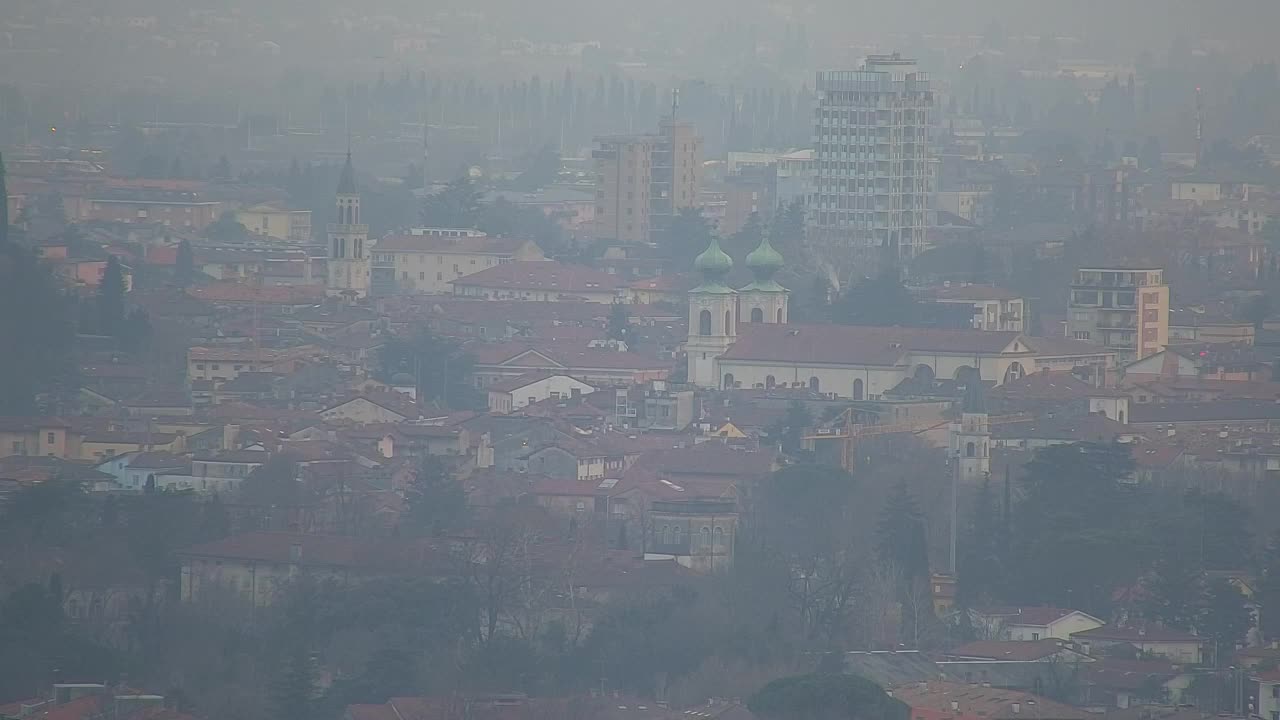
1011 704 1020 714
951 701 960 712
1138 627 1146 637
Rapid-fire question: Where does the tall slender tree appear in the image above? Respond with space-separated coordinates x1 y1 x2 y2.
98 255 126 336
174 239 195 287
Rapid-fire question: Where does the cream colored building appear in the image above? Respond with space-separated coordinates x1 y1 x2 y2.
373 234 545 295
236 202 312 243
1067 266 1169 363
0 418 77 459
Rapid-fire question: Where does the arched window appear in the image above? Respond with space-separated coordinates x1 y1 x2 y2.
966 441 976 458
750 307 764 323
809 376 820 392
723 373 735 390
662 525 673 545
765 375 776 389
852 378 864 400
724 310 733 334
1003 361 1025 384
698 309 712 336
777 308 784 323
672 524 683 547
700 526 711 551
714 526 725 547
1119 410 1126 424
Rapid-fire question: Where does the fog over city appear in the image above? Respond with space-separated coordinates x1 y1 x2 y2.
7 4 1280 720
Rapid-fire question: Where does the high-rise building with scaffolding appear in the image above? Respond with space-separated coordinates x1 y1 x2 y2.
809 54 935 277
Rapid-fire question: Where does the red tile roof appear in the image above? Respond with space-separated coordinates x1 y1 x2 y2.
890 682 1088 720
452 261 626 294
948 639 1077 662
972 606 1091 626
376 234 533 255
179 531 448 574
1072 622 1201 643
721 324 1025 365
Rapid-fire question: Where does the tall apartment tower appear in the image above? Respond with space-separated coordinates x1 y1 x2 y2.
1067 266 1169 363
810 54 935 276
592 118 702 245
327 153 370 298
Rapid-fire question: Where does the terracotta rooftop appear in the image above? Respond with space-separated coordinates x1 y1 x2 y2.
720 324 1025 365
452 261 626 294
1129 400 1280 424
889 681 1088 720
972 606 1093 626
948 639 1081 662
179 531 448 574
1072 622 1201 644
376 234 532 255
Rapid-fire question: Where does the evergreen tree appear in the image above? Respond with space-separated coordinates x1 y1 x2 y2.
607 302 630 342
958 476 1005 606
97 255 126 336
0 239 75 413
1140 559 1204 631
1199 578 1253 660
174 239 195 287
876 481 930 589
1258 531 1280 640
402 456 467 537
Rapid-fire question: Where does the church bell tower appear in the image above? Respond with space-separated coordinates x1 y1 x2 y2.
686 237 738 389
326 152 370 298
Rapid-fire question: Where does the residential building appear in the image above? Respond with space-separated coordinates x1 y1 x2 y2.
926 285 1026 332
810 53 935 272
0 417 77 459
721 164 777 236
84 192 221 229
372 233 545 295
891 681 1089 720
178 531 447 606
969 606 1106 641
451 261 627 303
1253 667 1280 720
591 117 703 244
1072 623 1203 664
775 148 814 209
326 153 370 298
236 202 313 242
320 391 423 424
486 373 596 414
1067 266 1169 363
945 639 1094 664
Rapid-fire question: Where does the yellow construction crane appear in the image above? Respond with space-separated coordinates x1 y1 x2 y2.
802 407 1035 472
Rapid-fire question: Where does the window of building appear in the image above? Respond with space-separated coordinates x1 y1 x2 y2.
211 364 220 370
46 432 55 445
698 309 712 336
196 364 205 370
437 272 443 281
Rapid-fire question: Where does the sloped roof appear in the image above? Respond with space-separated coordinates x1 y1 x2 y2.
376 234 533 255
720 324 1024 365
452 261 626 293
948 639 1082 662
179 531 447 574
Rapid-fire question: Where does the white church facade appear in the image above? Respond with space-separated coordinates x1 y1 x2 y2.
683 236 1047 399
